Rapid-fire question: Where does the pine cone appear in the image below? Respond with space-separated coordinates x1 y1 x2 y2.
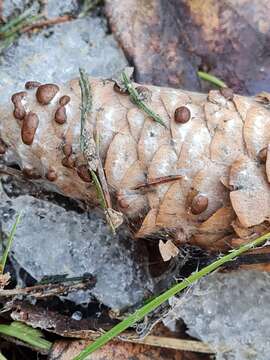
1 78 269 251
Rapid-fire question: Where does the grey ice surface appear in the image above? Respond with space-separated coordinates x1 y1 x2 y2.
0 16 127 102
2 0 32 18
46 0 79 18
164 271 270 360
0 193 153 310
2 0 78 19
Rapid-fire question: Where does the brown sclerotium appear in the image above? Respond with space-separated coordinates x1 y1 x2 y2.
21 112 39 145
61 142 75 169
36 83 59 105
117 194 129 209
113 82 129 95
55 106 67 124
258 147 267 163
25 81 41 90
11 91 27 120
62 156 75 169
76 164 92 182
191 194 209 215
174 106 191 124
62 143 73 157
22 166 41 179
59 95 71 106
0 139 6 155
46 168 57 182
54 94 70 125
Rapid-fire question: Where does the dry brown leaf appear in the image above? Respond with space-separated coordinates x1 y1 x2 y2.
106 0 270 95
0 272 10 289
49 339 187 360
159 240 179 262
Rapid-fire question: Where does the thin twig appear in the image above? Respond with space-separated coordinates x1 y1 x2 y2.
0 8 34 33
0 277 95 299
125 335 214 354
0 9 42 52
0 165 23 178
20 15 72 33
133 175 182 190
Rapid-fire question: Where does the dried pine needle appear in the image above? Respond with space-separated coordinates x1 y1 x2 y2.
121 70 167 128
79 68 118 234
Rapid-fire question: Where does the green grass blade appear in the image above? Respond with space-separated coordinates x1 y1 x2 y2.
0 10 42 53
90 170 107 209
197 71 227 88
0 213 21 274
0 352 7 360
0 322 52 351
0 8 34 33
1 14 41 38
73 231 270 360
0 35 16 53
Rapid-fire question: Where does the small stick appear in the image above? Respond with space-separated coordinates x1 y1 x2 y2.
133 175 182 190
124 335 215 354
0 277 95 299
20 15 72 33
0 165 23 178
